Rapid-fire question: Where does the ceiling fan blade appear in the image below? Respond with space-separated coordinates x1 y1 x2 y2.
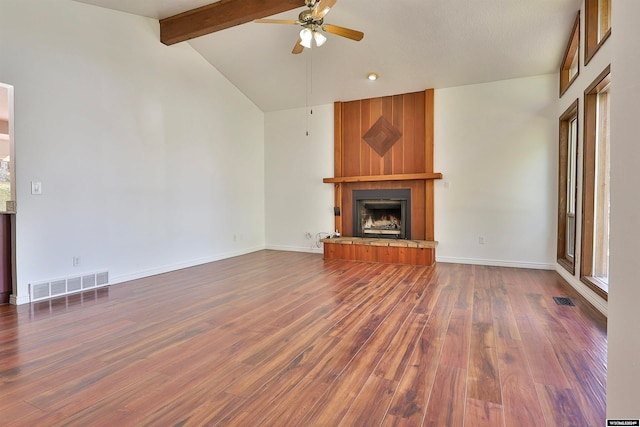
323 24 364 41
253 18 298 25
292 37 304 54
312 0 337 20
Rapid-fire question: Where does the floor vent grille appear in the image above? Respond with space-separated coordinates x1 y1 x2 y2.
30 271 109 302
553 296 575 306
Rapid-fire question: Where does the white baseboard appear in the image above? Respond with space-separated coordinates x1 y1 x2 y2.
265 244 324 254
10 294 30 305
436 256 555 270
109 245 266 285
555 266 607 317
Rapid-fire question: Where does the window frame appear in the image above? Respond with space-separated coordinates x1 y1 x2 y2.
560 12 580 97
585 0 611 65
557 99 579 274
581 65 610 299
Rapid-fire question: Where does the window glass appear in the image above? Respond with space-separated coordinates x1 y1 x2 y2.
566 117 578 259
592 88 610 282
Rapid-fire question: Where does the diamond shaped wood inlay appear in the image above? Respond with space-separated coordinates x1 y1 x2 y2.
362 116 402 157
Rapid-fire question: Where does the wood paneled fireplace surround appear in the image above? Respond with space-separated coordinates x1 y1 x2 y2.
322 89 442 266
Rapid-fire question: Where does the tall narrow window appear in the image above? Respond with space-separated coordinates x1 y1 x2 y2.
582 66 610 298
558 99 579 273
0 84 14 213
585 0 611 65
560 12 580 96
592 87 610 281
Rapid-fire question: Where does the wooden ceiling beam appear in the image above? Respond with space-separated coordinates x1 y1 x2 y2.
160 0 304 45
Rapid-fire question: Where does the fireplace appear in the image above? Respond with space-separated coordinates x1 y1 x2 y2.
322 90 440 265
353 189 411 239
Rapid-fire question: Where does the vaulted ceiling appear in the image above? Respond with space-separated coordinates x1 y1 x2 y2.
73 0 581 112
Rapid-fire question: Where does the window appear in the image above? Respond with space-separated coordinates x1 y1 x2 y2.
585 0 611 65
0 83 14 213
581 66 610 298
560 12 580 96
558 99 579 274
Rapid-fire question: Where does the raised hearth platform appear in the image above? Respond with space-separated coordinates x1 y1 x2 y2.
321 237 438 266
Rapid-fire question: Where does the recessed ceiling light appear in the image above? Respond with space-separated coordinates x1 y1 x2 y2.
367 72 379 81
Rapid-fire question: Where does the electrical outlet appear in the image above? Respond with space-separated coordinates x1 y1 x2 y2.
478 236 485 245
73 256 80 267
305 232 312 239
233 234 237 242
31 181 42 195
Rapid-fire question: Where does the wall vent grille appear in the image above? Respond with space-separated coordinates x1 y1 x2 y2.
82 274 96 289
30 271 109 302
32 283 50 300
50 280 66 296
96 271 109 286
67 277 82 292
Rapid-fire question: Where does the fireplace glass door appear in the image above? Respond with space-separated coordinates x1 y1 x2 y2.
352 189 411 239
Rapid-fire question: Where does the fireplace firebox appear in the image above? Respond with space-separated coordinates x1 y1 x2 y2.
353 189 411 239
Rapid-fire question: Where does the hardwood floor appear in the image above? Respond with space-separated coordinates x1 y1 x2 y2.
0 251 607 426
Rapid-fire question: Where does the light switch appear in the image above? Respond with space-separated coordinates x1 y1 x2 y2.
31 181 42 195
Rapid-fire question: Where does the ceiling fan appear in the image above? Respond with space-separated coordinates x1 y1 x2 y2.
254 0 364 54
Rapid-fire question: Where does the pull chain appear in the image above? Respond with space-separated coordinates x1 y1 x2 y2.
305 46 313 136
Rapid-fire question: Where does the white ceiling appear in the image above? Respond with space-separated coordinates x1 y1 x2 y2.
74 0 581 112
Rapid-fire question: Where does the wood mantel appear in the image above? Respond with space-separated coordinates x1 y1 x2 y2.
323 172 442 184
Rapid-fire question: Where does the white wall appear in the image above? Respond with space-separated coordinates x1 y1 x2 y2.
265 105 334 253
264 76 558 270
434 75 557 269
607 0 640 419
0 0 265 303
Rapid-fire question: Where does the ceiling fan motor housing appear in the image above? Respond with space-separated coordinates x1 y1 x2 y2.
299 9 322 26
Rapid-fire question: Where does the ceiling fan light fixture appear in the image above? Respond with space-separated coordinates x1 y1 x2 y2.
313 31 327 47
300 28 313 48
367 72 379 81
